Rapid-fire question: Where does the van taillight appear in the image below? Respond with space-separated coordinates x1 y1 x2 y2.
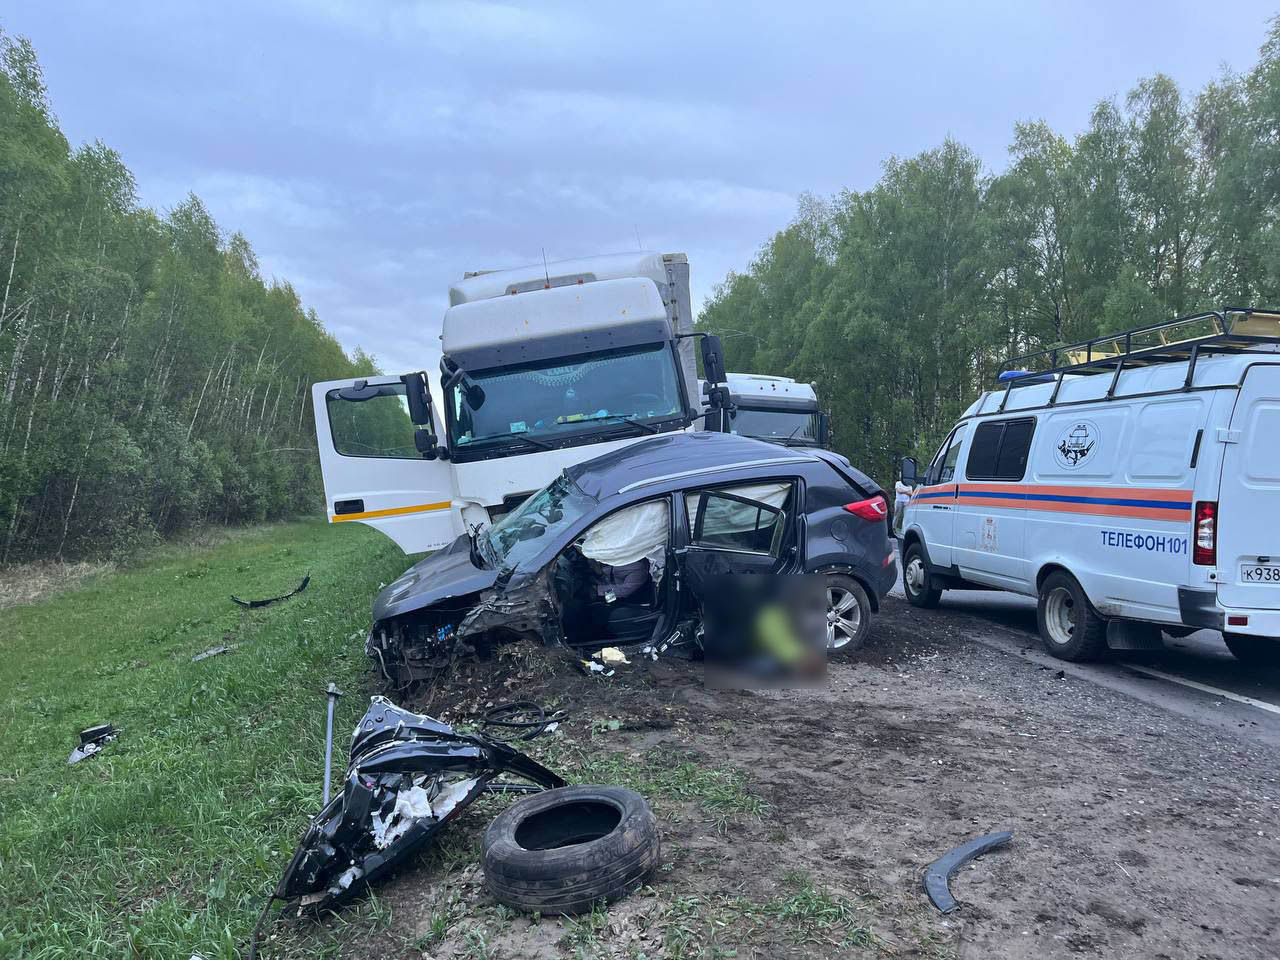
844 496 888 521
1193 501 1217 566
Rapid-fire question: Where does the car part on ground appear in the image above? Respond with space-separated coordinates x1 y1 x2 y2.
482 784 660 915
923 830 1013 913
272 696 564 912
321 683 343 806
1036 570 1108 661
192 643 237 662
231 573 311 608
479 701 570 741
67 723 117 765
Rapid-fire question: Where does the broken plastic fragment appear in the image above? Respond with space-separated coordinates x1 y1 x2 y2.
595 646 631 665
68 724 117 765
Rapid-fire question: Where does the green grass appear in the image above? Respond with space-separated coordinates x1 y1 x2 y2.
0 520 409 959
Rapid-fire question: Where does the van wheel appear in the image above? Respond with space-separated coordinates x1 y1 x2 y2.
1223 633 1280 666
825 574 871 653
1037 571 1108 661
902 542 941 609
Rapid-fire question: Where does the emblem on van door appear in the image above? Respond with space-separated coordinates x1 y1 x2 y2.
1054 420 1099 469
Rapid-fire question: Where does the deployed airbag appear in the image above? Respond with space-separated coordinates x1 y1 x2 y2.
579 499 670 578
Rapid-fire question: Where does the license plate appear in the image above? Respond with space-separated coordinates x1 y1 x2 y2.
1240 563 1280 583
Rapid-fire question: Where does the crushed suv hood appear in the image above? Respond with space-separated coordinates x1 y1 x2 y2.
372 535 499 621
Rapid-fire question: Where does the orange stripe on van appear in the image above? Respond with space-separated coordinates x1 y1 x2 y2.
911 481 1193 522
330 501 452 523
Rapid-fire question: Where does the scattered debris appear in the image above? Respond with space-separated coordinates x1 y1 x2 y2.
68 723 117 765
192 644 238 662
482 784 660 914
479 700 570 742
321 683 344 805
596 646 631 665
231 573 310 608
270 697 563 913
923 830 1013 913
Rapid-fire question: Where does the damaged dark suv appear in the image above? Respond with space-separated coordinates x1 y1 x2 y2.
366 432 896 685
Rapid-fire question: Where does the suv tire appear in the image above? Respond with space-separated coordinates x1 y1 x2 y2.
482 785 659 915
1223 633 1280 666
825 573 871 653
1037 571 1108 661
902 541 941 609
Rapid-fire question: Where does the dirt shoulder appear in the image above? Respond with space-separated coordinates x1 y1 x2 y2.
278 596 1280 960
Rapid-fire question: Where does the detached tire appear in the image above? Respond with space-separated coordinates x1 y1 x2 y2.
902 541 942 609
1037 570 1108 661
482 785 659 915
1223 633 1280 666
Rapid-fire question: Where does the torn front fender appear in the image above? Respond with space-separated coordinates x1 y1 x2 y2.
276 697 564 910
455 568 564 646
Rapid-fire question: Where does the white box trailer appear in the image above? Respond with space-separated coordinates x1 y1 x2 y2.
898 307 1280 664
311 251 723 553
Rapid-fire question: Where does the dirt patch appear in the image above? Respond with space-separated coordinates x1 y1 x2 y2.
273 597 1280 959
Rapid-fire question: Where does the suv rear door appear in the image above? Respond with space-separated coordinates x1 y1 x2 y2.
312 375 460 553
1216 363 1280 609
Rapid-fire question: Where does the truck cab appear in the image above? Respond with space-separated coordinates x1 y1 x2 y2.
312 251 723 553
707 373 830 448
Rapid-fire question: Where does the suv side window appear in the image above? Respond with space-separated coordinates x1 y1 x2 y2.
965 418 1035 481
684 482 793 555
927 423 969 485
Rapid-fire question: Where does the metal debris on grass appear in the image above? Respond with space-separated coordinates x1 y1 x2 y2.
231 573 310 608
68 724 117 765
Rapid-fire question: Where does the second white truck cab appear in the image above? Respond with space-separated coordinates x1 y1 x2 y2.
311 251 728 554
899 307 1280 664
715 373 830 448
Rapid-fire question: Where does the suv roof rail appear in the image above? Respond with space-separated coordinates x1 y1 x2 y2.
994 306 1280 411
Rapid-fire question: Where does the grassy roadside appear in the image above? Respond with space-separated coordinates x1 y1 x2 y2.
0 519 408 959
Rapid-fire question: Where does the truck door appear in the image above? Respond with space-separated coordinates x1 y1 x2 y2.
1215 363 1280 610
312 375 461 554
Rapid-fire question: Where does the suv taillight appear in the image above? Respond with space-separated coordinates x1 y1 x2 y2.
844 495 888 522
1193 500 1217 566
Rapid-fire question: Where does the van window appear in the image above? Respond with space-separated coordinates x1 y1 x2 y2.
926 423 969 485
966 418 1035 481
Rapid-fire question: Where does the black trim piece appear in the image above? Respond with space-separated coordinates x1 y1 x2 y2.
1177 586 1223 630
1189 429 1204 469
924 831 1014 914
731 397 822 413
334 498 365 515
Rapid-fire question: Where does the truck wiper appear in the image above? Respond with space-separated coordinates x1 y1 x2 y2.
470 432 556 451
575 414 660 434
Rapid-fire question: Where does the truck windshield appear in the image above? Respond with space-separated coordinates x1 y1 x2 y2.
484 473 594 570
447 343 684 450
730 407 820 444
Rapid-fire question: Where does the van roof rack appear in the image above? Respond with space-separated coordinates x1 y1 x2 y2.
993 306 1280 411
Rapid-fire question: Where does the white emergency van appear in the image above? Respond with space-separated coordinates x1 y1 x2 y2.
898 307 1280 664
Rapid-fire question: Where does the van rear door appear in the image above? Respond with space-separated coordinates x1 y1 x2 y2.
312 375 461 554
1215 363 1280 609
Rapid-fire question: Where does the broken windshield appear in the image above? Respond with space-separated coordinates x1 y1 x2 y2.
446 343 684 452
484 473 594 571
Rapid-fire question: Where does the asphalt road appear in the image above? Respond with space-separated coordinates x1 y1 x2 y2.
885 559 1280 747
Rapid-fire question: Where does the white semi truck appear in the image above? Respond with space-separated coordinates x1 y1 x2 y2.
311 251 727 553
702 373 830 448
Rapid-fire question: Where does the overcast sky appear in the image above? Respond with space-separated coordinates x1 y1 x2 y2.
6 1 1278 372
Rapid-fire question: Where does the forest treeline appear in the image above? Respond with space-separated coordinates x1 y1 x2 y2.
699 19 1280 487
0 30 371 563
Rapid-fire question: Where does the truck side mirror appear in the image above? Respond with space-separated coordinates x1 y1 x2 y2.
401 372 432 425
701 334 726 385
899 456 919 485
414 427 439 460
818 412 830 447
